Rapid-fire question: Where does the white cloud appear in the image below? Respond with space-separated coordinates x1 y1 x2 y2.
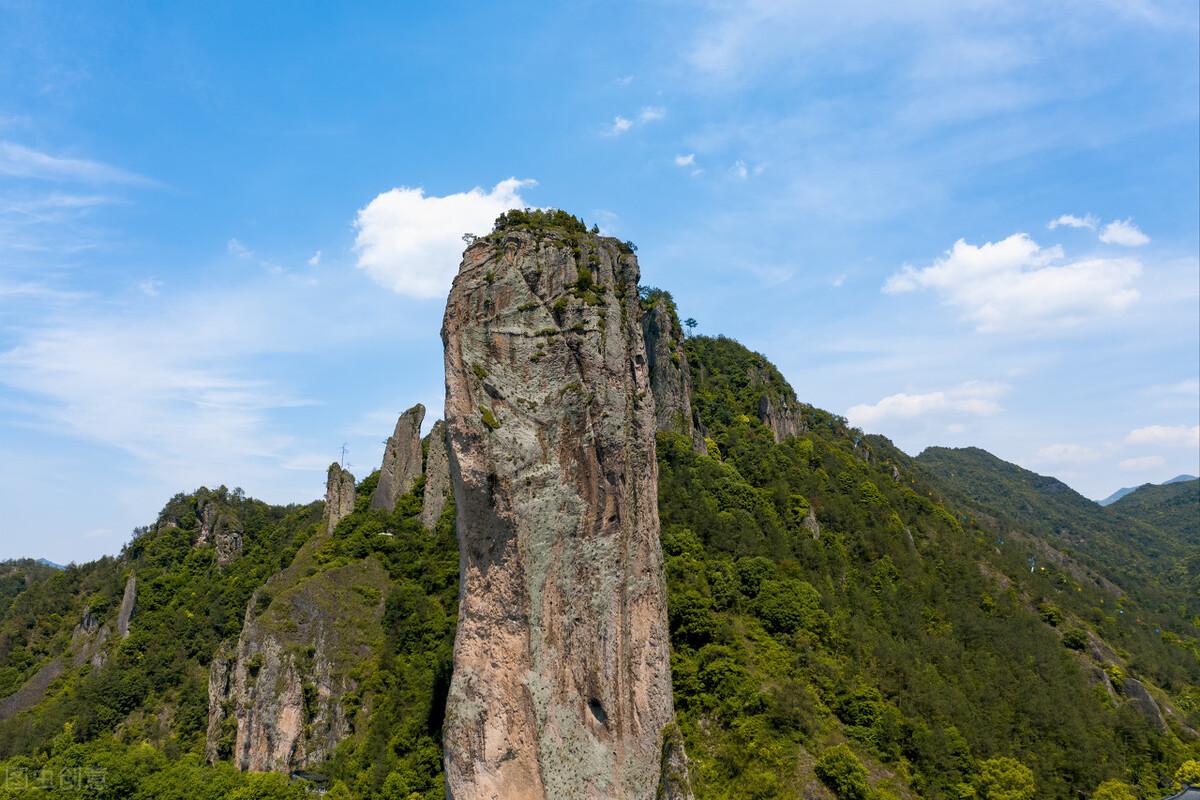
674 153 696 167
1125 424 1200 447
883 233 1141 332
1098 218 1150 246
1120 455 1165 471
846 381 1007 427
1047 213 1097 230
0 141 152 185
608 116 633 135
308 250 322 266
607 107 664 136
353 178 533 299
831 273 846 288
732 159 749 179
1037 443 1099 463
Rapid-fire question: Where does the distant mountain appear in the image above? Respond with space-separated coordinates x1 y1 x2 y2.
1110 477 1200 546
916 446 1196 621
1098 485 1137 506
34 558 65 570
1098 474 1198 506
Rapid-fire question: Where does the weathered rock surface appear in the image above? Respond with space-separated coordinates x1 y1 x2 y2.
117 574 136 638
641 295 706 454
371 403 426 512
324 463 357 536
757 392 804 443
420 420 451 529
1122 677 1167 732
197 494 245 566
206 533 389 772
442 226 690 799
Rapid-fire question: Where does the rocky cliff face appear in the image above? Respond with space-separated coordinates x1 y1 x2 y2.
116 574 136 638
206 534 388 772
324 463 356 536
441 224 690 799
756 387 805 443
371 403 426 512
420 420 450 529
641 295 707 454
196 493 245 565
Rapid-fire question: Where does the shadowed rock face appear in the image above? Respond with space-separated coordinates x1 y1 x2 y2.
420 420 450 529
641 297 706 454
324 463 356 536
442 228 690 799
117 574 136 638
371 404 425 511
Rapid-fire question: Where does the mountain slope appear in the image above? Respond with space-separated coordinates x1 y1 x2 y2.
0 218 1194 800
1110 478 1200 545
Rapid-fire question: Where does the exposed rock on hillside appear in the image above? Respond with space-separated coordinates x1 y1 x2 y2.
324 463 356 536
757 391 804 443
371 404 425 512
420 420 450 529
441 223 690 799
206 534 389 773
641 293 706 454
197 493 245 566
117 574 136 638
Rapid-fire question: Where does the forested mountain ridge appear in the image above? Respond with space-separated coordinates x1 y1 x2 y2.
0 214 1195 799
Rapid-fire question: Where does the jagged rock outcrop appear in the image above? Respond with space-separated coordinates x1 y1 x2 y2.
70 605 110 668
803 507 821 540
324 463 356 536
641 294 707 454
757 392 804 443
371 403 425 511
206 534 388 773
420 420 451 529
197 494 244 565
117 574 136 638
442 225 691 799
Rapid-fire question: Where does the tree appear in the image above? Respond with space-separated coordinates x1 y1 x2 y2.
975 757 1036 800
1176 760 1200 789
1091 779 1137 800
684 317 698 336
814 744 872 800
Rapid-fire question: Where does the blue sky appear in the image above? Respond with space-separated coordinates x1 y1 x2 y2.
1 1 1197 563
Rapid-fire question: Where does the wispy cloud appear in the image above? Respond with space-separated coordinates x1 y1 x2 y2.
1099 218 1150 246
674 153 696 167
0 142 153 185
639 106 665 123
1047 213 1097 230
883 233 1141 332
1036 443 1100 463
846 381 1007 427
1120 455 1165 471
1125 424 1200 447
606 107 666 136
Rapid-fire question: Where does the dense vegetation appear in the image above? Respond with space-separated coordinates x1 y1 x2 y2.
659 334 1198 799
1110 479 1200 548
0 301 1194 798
